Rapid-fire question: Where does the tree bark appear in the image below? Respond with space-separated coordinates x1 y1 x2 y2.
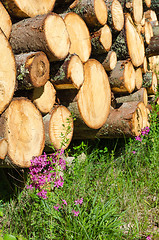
10 13 70 62
0 28 16 114
0 98 45 168
142 71 158 94
43 105 74 150
116 88 148 106
71 101 148 139
50 54 84 89
0 1 12 39
77 59 111 129
63 12 91 63
91 24 112 55
0 138 8 160
31 81 56 115
15 52 49 90
109 60 136 94
146 36 159 57
1 0 56 18
70 0 108 30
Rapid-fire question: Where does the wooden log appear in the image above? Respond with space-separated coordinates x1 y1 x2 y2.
141 56 148 73
71 101 147 139
142 71 158 94
144 10 158 22
91 25 112 55
0 138 8 160
70 0 108 30
0 28 16 114
144 1 159 18
105 0 124 32
145 36 159 57
1 0 56 18
148 55 159 73
125 14 145 67
143 0 151 8
30 81 56 115
43 105 73 150
135 67 143 90
112 14 145 67
125 0 143 24
15 52 49 90
0 2 12 39
144 20 154 45
54 0 75 13
10 13 70 62
50 54 84 89
63 12 91 63
0 98 45 168
77 59 111 129
109 60 136 94
101 51 117 71
116 88 148 106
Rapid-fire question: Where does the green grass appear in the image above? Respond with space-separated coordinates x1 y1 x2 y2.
0 103 159 240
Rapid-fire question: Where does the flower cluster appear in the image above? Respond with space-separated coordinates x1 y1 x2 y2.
27 150 66 199
54 198 83 217
135 126 150 142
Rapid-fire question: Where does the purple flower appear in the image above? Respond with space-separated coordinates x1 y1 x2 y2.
72 210 79 216
26 184 34 190
75 198 83 205
135 136 142 142
54 204 60 211
37 189 47 199
132 151 136 154
62 199 67 205
146 235 152 240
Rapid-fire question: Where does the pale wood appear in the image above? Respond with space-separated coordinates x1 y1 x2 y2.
91 25 112 55
116 88 148 106
15 52 49 90
70 0 108 29
144 0 151 8
144 10 157 22
31 81 56 115
105 0 124 31
0 28 16 114
102 51 117 71
148 55 159 73
64 12 91 63
135 67 143 90
144 20 154 45
109 60 136 94
72 101 147 138
141 56 148 73
0 98 45 168
125 14 145 67
1 0 56 18
77 59 111 129
43 105 73 150
125 0 143 24
50 54 84 89
10 13 70 62
0 2 12 39
0 138 8 160
143 71 158 94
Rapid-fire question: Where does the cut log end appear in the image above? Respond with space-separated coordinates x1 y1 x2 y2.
0 29 16 114
77 59 111 129
1 0 56 18
44 106 74 150
133 0 143 24
32 81 56 115
135 67 143 90
94 0 108 26
126 14 145 67
5 98 45 168
64 13 91 63
45 14 70 61
112 0 124 31
0 1 12 39
100 25 112 52
67 55 84 89
102 51 117 71
0 139 8 160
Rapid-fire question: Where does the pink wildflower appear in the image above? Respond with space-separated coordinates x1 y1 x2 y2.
62 199 67 205
146 235 152 240
75 198 83 205
72 210 79 216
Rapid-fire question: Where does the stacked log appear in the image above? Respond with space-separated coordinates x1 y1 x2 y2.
0 0 158 168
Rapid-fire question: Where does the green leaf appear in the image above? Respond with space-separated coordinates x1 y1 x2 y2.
3 234 17 240
0 211 3 217
17 235 27 240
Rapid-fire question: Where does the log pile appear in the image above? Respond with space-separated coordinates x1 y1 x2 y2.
0 0 158 168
